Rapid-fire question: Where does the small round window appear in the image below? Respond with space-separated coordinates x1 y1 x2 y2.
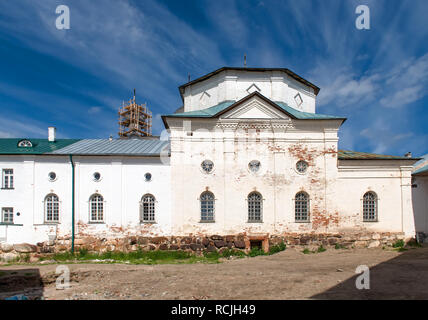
201 160 214 174
48 172 57 181
93 172 101 181
144 172 152 181
248 160 261 173
296 160 308 173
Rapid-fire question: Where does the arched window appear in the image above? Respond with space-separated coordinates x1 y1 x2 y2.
18 140 32 148
363 191 378 221
45 194 59 223
200 192 215 222
248 192 262 222
141 194 156 222
295 192 310 222
89 194 104 222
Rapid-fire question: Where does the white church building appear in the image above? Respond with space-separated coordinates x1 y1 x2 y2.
0 67 427 252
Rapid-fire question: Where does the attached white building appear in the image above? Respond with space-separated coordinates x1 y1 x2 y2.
0 67 425 248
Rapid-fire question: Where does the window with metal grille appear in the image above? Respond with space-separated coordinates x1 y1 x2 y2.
89 194 104 222
248 160 261 173
200 191 215 222
295 192 310 222
45 194 59 222
141 194 155 222
1 207 13 224
248 192 262 222
296 160 308 173
18 140 32 147
201 160 214 174
2 169 13 189
363 192 378 221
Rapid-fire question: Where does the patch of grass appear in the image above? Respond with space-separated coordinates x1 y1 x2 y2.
407 240 422 248
302 245 327 254
27 241 288 265
317 245 327 253
397 247 408 252
392 239 405 248
248 247 267 257
219 249 247 258
335 243 346 250
269 242 286 254
46 249 220 265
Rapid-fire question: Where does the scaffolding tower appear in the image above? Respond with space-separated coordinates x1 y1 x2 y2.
118 90 152 138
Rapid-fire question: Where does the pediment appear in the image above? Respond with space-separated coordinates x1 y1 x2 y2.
219 95 290 120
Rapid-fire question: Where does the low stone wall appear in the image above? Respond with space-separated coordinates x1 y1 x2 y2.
0 232 409 263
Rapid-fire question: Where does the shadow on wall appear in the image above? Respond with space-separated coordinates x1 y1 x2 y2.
412 176 428 239
311 247 428 300
0 268 44 300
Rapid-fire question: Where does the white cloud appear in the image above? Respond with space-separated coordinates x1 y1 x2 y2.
0 0 225 112
0 117 47 138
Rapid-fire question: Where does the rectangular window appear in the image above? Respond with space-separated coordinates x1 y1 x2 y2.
90 195 104 223
2 169 14 189
2 207 13 224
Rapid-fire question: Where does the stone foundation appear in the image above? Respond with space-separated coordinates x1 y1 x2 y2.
0 232 411 262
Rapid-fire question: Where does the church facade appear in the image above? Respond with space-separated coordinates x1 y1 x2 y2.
0 67 426 252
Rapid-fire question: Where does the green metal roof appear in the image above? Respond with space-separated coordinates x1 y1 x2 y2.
338 150 419 160
412 155 428 175
274 102 345 120
169 101 235 117
0 139 80 155
413 164 428 176
165 96 344 121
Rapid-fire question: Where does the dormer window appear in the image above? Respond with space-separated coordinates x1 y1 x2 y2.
18 140 32 148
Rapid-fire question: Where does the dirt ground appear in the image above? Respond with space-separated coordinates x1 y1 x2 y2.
1 246 428 300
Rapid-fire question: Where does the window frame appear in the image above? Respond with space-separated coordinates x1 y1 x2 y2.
44 193 60 224
294 191 310 222
1 207 13 224
248 160 261 173
201 160 214 174
200 191 215 223
362 191 378 222
89 194 105 223
17 140 33 148
295 160 309 174
2 169 14 189
247 192 263 223
140 194 156 223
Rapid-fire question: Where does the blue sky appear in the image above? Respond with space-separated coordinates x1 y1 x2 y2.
0 0 427 156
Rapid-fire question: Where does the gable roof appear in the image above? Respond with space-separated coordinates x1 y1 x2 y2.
179 67 320 100
338 150 421 161
0 138 80 155
162 92 345 128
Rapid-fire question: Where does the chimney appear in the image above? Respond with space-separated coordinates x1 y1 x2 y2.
405 152 412 158
48 127 56 142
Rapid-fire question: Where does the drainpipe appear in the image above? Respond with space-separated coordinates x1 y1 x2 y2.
69 155 75 254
